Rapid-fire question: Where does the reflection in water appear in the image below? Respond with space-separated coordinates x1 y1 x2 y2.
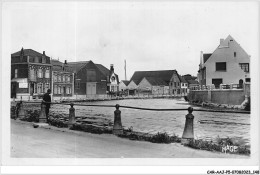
51 98 250 146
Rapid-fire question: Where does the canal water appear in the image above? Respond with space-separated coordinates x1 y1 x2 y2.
51 98 250 146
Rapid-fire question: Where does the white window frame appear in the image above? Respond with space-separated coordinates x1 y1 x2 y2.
58 86 61 94
66 86 71 94
61 86 64 94
45 69 50 78
58 75 61 82
53 74 57 82
38 69 43 78
45 83 49 93
30 69 35 79
54 85 58 94
15 69 18 78
37 83 43 93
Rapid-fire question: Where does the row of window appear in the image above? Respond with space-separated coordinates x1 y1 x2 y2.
14 69 50 79
31 69 50 79
181 83 188 87
110 85 118 92
34 83 50 94
215 62 249 72
170 82 180 87
12 56 49 64
53 74 71 83
53 85 72 95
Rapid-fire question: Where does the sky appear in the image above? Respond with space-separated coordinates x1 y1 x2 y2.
4 1 259 81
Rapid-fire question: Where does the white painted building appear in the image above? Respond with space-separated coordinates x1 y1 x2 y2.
198 35 250 88
119 80 130 91
127 80 138 90
138 77 169 95
107 64 119 93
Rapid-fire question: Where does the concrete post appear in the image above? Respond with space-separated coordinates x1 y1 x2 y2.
113 104 123 135
39 102 47 123
207 89 212 102
68 103 75 128
181 107 194 145
219 84 223 90
18 101 25 119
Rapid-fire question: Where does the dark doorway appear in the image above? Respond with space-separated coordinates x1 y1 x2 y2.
30 83 34 96
11 82 17 98
239 79 244 89
212 78 223 89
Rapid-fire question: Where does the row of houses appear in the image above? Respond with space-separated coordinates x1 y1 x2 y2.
119 71 199 96
11 48 120 100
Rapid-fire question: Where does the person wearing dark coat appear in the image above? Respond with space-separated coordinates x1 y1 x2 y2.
43 89 51 122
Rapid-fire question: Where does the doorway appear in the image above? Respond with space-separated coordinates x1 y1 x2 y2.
239 79 244 89
30 83 34 96
212 78 223 89
86 82 96 98
11 82 17 98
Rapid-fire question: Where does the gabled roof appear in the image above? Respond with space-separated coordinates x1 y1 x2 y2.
130 70 177 85
121 80 130 86
95 64 110 76
96 64 119 83
187 79 199 85
144 77 168 86
178 76 188 83
11 49 49 58
65 61 89 73
65 61 119 81
203 53 212 63
183 74 197 81
129 79 138 85
51 59 63 71
204 35 250 64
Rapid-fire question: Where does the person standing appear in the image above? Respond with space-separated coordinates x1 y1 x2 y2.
43 89 51 122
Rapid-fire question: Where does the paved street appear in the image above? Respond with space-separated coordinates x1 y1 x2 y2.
11 120 247 158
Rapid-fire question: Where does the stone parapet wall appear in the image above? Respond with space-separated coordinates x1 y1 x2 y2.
188 88 246 106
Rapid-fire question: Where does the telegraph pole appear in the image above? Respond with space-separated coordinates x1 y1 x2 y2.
124 60 127 80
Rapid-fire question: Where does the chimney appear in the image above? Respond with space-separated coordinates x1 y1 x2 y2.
200 51 204 68
64 60 67 64
43 51 45 55
220 39 224 46
20 47 24 62
110 64 114 73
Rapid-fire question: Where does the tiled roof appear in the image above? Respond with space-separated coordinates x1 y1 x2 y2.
183 74 197 81
130 70 177 85
64 61 119 81
144 77 168 86
96 64 120 82
11 49 49 58
122 80 130 86
51 60 63 71
65 61 89 73
203 53 212 63
95 64 110 76
178 75 188 83
187 79 199 84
